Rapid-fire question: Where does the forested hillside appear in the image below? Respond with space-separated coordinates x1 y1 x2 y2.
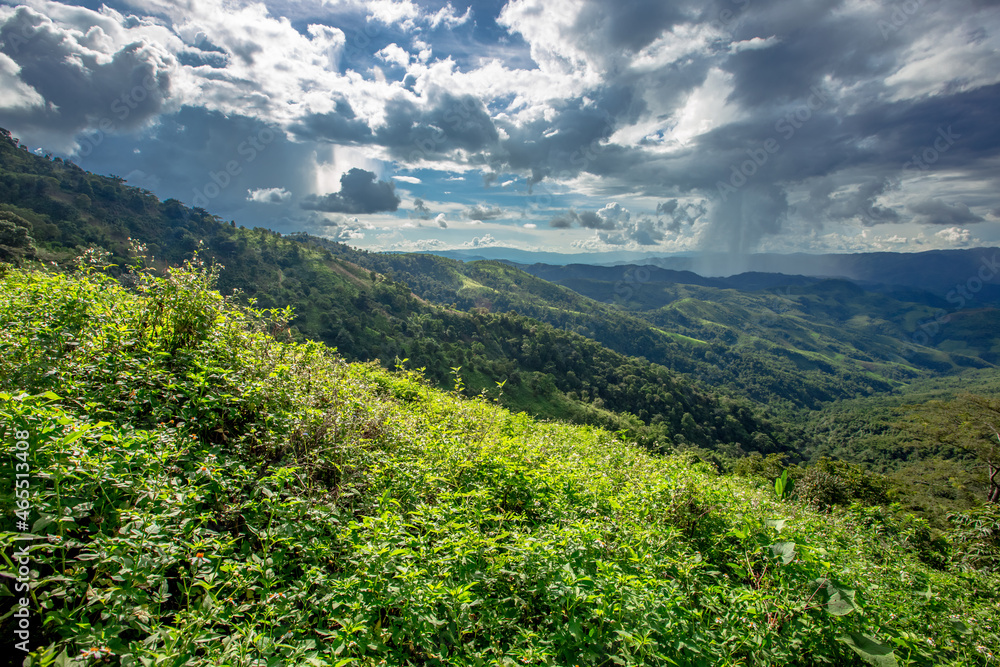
307 236 998 410
1 265 998 665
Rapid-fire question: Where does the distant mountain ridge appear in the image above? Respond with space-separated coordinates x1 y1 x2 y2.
423 247 1000 301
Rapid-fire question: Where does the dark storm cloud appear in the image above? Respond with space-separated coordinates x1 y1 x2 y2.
301 168 401 214
721 1 891 109
64 105 317 232
794 177 901 228
577 210 611 229
571 0 689 53
0 6 173 139
907 200 985 226
496 84 644 187
376 92 500 161
290 98 374 144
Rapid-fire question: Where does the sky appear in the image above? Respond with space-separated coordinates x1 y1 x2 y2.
1 0 999 257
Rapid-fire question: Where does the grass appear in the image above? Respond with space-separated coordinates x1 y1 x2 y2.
0 261 998 666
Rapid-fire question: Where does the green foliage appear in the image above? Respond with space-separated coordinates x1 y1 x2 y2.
775 469 794 501
795 468 849 511
902 394 1000 504
948 503 1000 573
0 209 37 263
0 266 997 666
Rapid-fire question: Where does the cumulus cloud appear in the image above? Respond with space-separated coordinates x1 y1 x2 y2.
248 187 291 203
301 167 401 214
656 199 706 233
934 226 972 244
0 53 44 111
434 213 447 228
467 233 498 247
376 43 409 67
595 215 674 246
548 203 630 231
0 5 174 150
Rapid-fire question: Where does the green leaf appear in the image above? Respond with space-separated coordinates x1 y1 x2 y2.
950 619 972 635
765 519 787 533
769 541 796 565
32 515 56 532
814 578 857 616
39 391 61 401
837 633 898 667
914 583 934 602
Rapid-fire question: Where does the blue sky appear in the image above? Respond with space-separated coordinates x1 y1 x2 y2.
1 0 999 256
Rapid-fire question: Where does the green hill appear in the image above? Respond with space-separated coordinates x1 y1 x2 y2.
303 239 998 411
1 265 997 666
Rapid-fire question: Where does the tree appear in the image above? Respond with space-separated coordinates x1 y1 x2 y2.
0 210 36 263
904 393 1000 503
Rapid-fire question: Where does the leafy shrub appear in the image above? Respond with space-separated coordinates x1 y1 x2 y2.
948 503 1000 573
794 468 849 511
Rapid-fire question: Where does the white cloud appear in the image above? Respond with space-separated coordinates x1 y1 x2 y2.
728 36 779 54
934 226 972 245
428 3 472 29
0 53 44 111
376 43 410 67
248 186 291 203
466 233 499 247
394 175 421 184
